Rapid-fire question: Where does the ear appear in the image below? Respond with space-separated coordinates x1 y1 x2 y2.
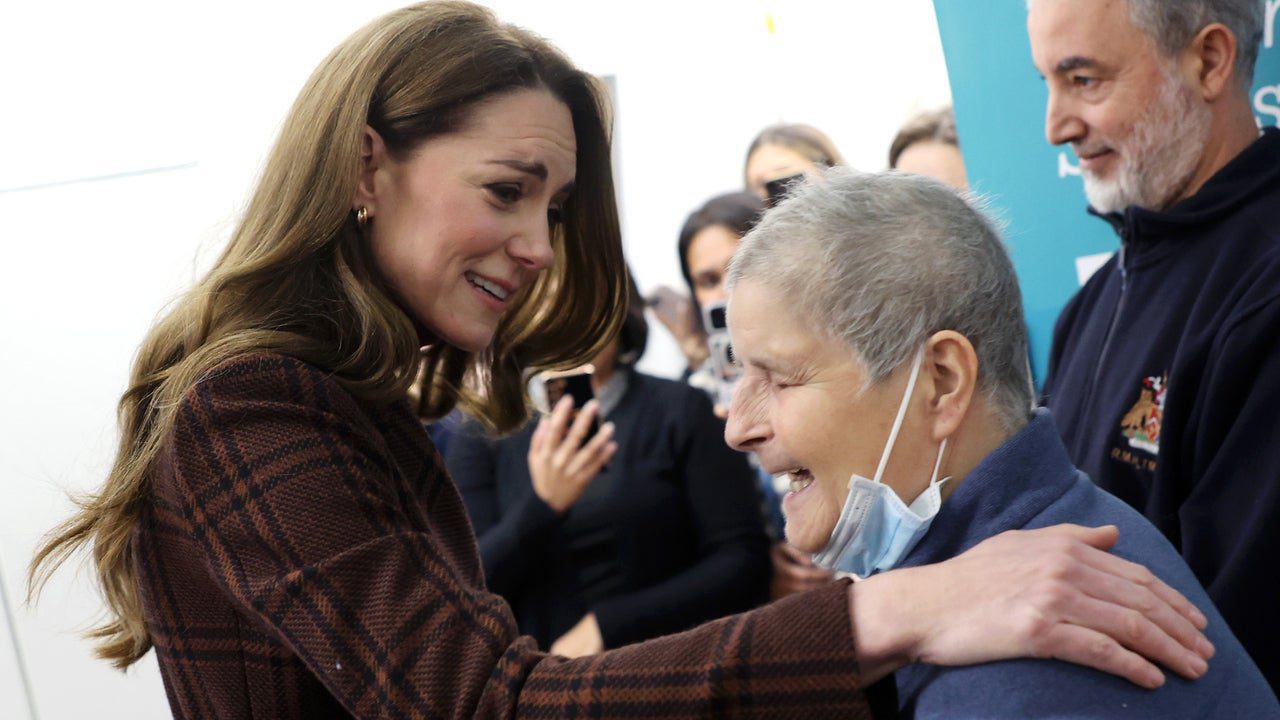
353 125 390 213
1183 23 1240 102
922 330 978 442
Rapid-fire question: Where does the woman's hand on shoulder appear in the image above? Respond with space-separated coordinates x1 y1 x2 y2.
848 524 1213 688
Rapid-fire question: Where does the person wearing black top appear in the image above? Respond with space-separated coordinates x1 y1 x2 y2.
446 292 770 654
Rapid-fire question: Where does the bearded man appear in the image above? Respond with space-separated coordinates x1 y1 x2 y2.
1029 0 1280 692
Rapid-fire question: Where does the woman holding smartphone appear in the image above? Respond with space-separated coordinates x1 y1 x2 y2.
29 3 1216 717
447 287 770 657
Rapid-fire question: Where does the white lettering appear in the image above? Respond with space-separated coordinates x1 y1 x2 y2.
1058 151 1081 178
1266 0 1278 49
1256 84 1280 127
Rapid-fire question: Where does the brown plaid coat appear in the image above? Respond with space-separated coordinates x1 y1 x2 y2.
134 353 872 718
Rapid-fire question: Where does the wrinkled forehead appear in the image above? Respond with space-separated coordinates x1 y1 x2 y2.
727 276 831 358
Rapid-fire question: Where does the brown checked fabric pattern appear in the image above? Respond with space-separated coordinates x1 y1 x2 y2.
134 353 871 718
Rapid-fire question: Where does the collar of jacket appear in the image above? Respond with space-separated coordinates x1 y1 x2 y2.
896 409 1079 570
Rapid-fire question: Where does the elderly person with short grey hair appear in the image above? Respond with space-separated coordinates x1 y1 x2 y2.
724 168 1278 716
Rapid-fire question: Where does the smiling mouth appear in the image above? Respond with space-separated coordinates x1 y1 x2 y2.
465 271 511 302
1076 148 1113 163
783 467 814 493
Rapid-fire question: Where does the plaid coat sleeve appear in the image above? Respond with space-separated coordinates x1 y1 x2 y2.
156 353 871 718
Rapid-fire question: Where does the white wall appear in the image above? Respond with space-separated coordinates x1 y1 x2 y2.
0 1 950 716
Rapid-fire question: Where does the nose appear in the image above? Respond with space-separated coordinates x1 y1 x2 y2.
507 215 557 272
1044 88 1085 147
725 375 771 452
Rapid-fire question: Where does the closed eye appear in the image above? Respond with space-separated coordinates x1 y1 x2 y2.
763 369 793 390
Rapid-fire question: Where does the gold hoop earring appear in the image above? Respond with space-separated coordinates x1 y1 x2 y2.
356 206 370 232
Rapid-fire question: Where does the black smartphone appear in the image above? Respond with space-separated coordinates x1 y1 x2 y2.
533 367 601 445
764 172 806 207
545 372 595 414
702 301 728 334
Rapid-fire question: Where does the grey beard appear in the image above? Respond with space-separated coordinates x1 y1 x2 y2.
1083 73 1213 214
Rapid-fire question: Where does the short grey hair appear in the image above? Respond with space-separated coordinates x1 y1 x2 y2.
1130 0 1264 86
727 169 1035 432
1030 0 1265 86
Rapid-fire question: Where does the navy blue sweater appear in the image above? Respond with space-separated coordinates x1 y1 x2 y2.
893 410 1278 717
445 371 770 650
1043 127 1280 691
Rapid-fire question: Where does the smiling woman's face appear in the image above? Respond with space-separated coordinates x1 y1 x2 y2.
724 279 931 553
359 88 577 352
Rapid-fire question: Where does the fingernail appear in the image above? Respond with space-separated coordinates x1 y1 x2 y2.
602 422 615 434
1191 608 1208 629
1146 669 1166 689
1187 653 1208 677
1197 637 1215 659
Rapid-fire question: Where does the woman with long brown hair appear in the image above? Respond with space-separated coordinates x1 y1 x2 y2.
29 3 1216 717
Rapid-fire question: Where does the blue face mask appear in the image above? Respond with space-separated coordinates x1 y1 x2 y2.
811 350 949 578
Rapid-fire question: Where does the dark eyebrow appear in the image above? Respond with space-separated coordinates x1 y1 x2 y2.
488 159 574 195
1054 56 1098 73
490 159 547 180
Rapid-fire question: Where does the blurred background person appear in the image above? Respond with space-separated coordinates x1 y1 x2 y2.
888 106 969 189
743 123 845 201
678 192 761 316
447 276 770 657
673 191 764 381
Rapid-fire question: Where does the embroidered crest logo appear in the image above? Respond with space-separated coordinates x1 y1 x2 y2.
1119 373 1167 455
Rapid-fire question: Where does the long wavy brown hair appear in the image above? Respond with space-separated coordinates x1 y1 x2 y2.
28 0 627 670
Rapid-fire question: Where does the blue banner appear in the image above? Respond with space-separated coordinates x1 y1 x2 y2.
933 0 1280 384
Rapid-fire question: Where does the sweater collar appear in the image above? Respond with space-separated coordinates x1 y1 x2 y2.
898 409 1079 568
595 368 630 419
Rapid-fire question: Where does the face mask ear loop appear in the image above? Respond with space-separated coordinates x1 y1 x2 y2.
872 349 925 485
930 438 949 487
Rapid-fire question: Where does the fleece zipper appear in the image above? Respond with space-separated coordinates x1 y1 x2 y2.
1073 227 1132 459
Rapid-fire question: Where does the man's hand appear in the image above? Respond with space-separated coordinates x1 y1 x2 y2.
849 524 1214 688
528 397 616 513
549 613 604 658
